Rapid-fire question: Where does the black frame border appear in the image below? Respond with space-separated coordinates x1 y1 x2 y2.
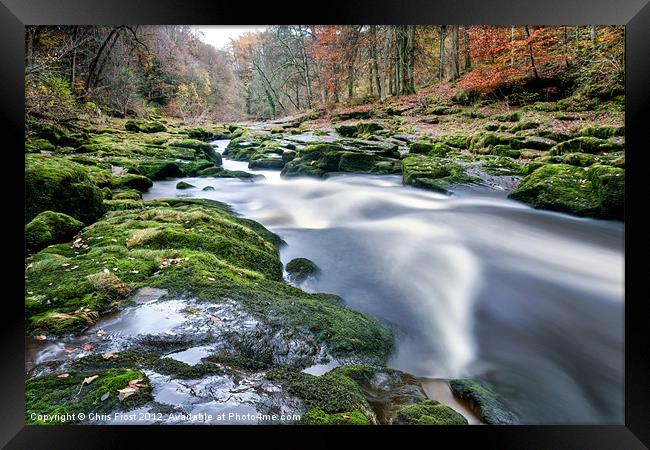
2 0 648 448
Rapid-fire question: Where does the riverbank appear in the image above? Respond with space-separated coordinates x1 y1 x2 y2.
24 92 624 424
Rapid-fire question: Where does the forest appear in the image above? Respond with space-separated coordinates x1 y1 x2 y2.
26 25 624 121
24 25 625 426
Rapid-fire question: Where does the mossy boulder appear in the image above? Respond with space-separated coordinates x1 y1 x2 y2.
402 155 477 193
490 145 521 159
286 258 320 283
393 399 468 425
176 181 196 189
434 134 472 150
508 163 624 219
26 369 151 424
449 379 517 425
335 122 383 138
265 367 375 422
25 211 84 252
111 174 153 192
124 120 166 133
25 155 106 224
548 136 624 155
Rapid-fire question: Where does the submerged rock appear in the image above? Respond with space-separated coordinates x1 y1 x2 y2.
449 378 518 424
176 181 196 189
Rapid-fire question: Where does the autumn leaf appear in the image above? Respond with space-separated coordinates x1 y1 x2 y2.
35 335 47 341
207 315 221 324
118 387 138 401
342 415 351 420
57 373 70 379
102 352 116 360
96 329 107 337
83 344 94 351
83 375 99 385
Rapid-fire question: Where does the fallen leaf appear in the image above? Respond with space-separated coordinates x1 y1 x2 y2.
207 315 221 324
128 378 144 388
57 373 70 379
102 352 116 360
83 375 99 385
83 344 94 351
118 386 138 401
35 335 47 341
96 329 106 337
100 392 110 401
342 415 351 420
63 347 78 354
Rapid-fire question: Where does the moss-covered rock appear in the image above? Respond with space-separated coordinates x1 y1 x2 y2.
508 163 624 219
301 408 370 425
490 145 521 159
25 211 84 252
26 200 393 361
111 174 153 192
402 155 477 193
176 181 196 189
449 379 517 425
25 155 106 224
286 258 319 283
26 368 151 424
265 367 375 422
335 122 383 138
393 399 468 425
548 136 624 155
124 120 166 133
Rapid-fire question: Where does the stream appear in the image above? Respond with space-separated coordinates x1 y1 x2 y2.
28 137 624 424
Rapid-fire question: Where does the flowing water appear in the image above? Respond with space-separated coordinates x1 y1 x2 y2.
139 139 624 424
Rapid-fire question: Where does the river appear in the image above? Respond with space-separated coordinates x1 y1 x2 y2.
140 138 624 424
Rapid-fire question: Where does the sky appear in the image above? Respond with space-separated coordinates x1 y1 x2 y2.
192 26 267 50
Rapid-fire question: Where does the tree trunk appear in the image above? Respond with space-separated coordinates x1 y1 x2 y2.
450 25 460 81
406 25 416 93
438 26 446 81
524 26 540 80
463 26 471 71
370 25 383 100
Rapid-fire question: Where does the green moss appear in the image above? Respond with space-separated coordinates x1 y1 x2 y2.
125 120 166 133
402 155 477 193
449 379 517 424
435 133 472 149
495 112 521 122
490 145 521 159
26 211 84 252
26 369 151 424
481 156 526 176
104 199 145 211
409 142 435 155
301 408 370 425
393 399 468 425
111 174 153 192
286 258 319 282
112 189 142 200
548 136 624 155
509 163 623 220
176 181 196 189
509 121 539 132
25 155 106 224
266 367 373 416
579 125 617 139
